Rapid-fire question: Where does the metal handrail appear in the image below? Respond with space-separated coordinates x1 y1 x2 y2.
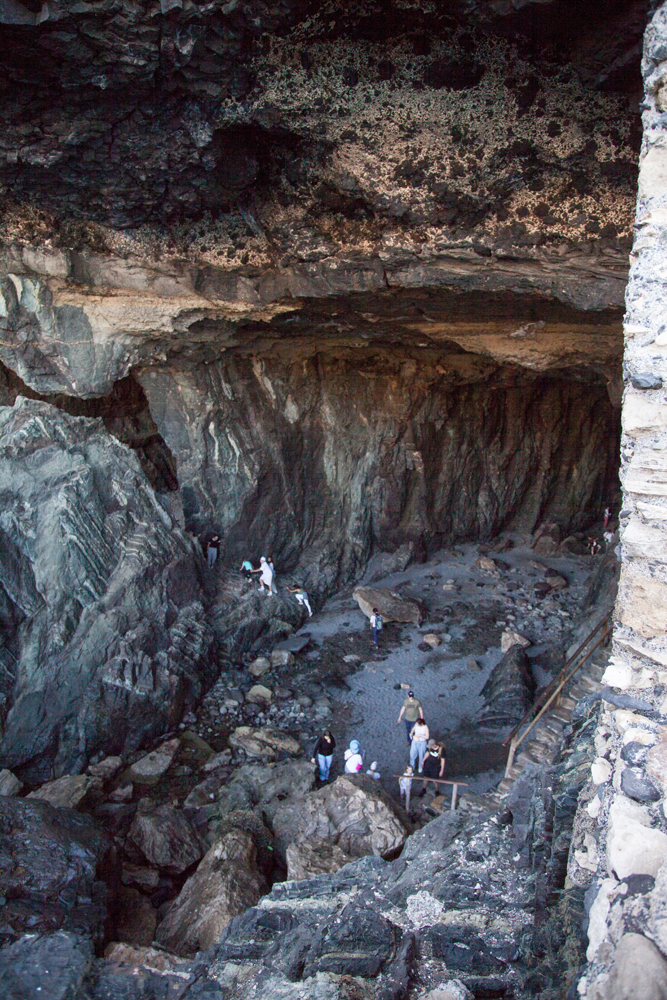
502 610 613 778
393 775 468 813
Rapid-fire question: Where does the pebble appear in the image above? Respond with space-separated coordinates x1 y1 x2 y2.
621 768 661 803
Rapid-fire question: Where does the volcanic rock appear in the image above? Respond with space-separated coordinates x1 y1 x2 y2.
128 801 203 875
0 769 21 797
353 587 424 624
126 740 181 785
286 838 355 881
155 829 266 956
0 399 214 783
27 774 92 810
476 646 535 727
0 797 110 944
227 727 301 759
275 775 409 862
0 932 93 1000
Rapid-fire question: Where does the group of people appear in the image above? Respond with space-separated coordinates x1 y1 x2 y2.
204 539 313 616
310 689 446 806
397 690 446 801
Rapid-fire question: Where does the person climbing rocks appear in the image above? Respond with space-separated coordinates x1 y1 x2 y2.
366 761 381 780
587 536 601 556
344 739 364 773
604 506 611 530
287 585 312 617
603 528 614 548
409 716 430 773
419 740 446 796
207 535 220 569
240 559 254 579
397 690 424 745
250 556 275 594
370 608 383 648
399 765 413 803
311 729 336 782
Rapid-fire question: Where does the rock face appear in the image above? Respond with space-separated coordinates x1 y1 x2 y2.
286 837 355 881
0 931 93 1000
155 829 266 956
128 801 203 875
353 587 424 625
476 646 535 727
0 797 110 945
0 398 214 782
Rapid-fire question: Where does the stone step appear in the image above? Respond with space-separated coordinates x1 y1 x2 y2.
541 718 566 736
550 708 572 724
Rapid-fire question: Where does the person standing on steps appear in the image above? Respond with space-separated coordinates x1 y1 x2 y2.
409 716 430 773
370 608 383 649
311 730 336 783
419 741 446 796
397 690 424 745
287 585 312 617
207 535 220 569
250 556 275 595
399 765 413 805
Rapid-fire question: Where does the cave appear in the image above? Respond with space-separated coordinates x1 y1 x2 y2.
1 0 666 997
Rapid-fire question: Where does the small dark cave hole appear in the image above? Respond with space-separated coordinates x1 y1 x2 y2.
0 363 178 493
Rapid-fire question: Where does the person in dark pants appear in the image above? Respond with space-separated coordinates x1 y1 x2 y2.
419 741 446 796
370 608 383 648
397 690 423 745
311 730 336 782
207 535 220 569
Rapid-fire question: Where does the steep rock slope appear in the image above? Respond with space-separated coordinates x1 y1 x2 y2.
0 397 215 781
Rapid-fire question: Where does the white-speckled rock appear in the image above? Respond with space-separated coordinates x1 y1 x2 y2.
607 795 667 878
591 758 613 785
586 878 619 963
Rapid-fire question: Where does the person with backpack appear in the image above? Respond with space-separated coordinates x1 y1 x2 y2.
370 608 383 649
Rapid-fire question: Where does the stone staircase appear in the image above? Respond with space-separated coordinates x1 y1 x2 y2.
494 642 609 796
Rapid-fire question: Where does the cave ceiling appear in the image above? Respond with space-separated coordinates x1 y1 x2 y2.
0 0 646 395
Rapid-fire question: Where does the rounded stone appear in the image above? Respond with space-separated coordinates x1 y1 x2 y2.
591 757 613 785
621 767 661 803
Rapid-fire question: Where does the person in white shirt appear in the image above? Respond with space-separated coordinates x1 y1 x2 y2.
251 556 275 594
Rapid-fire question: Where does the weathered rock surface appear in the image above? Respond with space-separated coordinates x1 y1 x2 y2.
0 398 214 782
125 739 181 786
286 838 355 882
0 797 110 945
227 727 301 759
275 775 409 862
0 769 21 797
155 829 266 956
128 800 203 875
0 931 93 1000
476 646 535 727
27 774 92 810
353 587 424 625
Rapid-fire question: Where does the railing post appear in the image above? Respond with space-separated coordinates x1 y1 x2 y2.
450 783 458 812
505 737 517 778
405 784 411 815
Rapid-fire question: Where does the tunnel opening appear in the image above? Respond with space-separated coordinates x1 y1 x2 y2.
0 362 179 494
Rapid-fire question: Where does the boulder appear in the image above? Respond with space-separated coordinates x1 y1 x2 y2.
0 399 215 784
88 755 123 781
114 886 158 947
217 760 316 832
500 629 531 653
248 657 271 678
476 646 535 727
126 739 181 785
419 983 474 1000
475 556 497 573
128 801 203 874
246 684 272 705
353 587 424 625
532 521 562 555
423 633 442 648
545 570 568 589
228 727 301 759
27 774 92 810
270 649 295 667
275 775 409 862
156 829 266 955
286 837 355 881
0 931 93 1000
0 797 110 944
0 769 22 797
273 635 311 653
109 782 134 803
203 749 233 772
604 932 667 1000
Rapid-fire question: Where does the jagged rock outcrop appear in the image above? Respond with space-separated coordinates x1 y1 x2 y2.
0 397 215 782
476 645 536 727
0 797 110 946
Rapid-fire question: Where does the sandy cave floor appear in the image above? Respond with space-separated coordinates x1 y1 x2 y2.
263 537 600 801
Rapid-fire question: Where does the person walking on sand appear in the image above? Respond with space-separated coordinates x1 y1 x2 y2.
419 740 446 796
207 535 220 569
370 608 383 649
311 730 336 783
287 585 312 617
251 556 275 594
397 690 424 745
409 717 430 773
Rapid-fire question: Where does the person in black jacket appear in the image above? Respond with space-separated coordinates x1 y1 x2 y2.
419 741 446 796
311 730 336 782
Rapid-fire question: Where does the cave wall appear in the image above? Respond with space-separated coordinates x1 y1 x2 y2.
138 352 620 590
